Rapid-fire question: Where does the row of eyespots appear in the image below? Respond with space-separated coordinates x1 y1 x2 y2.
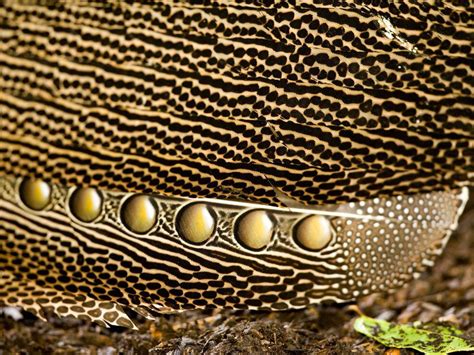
18 178 334 251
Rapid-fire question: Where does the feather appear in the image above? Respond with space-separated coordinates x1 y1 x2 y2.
0 0 472 207
0 176 468 327
0 0 472 328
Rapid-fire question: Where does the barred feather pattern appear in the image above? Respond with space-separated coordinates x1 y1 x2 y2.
0 0 472 206
0 176 468 327
0 0 472 328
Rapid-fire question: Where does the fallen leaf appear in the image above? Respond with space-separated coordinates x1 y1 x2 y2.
354 315 474 355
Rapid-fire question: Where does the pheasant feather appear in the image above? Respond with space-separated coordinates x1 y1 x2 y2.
0 0 472 328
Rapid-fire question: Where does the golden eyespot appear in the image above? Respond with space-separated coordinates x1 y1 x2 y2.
294 215 333 251
120 195 158 234
235 210 275 251
176 203 216 244
69 187 103 223
19 178 51 211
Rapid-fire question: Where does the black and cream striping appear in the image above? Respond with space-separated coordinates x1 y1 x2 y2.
1 177 469 328
0 0 472 328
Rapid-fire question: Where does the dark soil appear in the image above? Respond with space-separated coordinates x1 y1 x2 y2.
1 191 473 354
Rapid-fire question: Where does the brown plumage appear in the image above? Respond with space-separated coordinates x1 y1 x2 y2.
0 0 472 327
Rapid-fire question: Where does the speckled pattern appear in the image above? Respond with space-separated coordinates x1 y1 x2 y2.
0 0 472 206
0 176 468 327
0 0 472 328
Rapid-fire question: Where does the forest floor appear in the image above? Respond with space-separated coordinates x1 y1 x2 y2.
1 191 473 354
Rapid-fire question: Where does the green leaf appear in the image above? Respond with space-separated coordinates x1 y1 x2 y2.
354 315 474 355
